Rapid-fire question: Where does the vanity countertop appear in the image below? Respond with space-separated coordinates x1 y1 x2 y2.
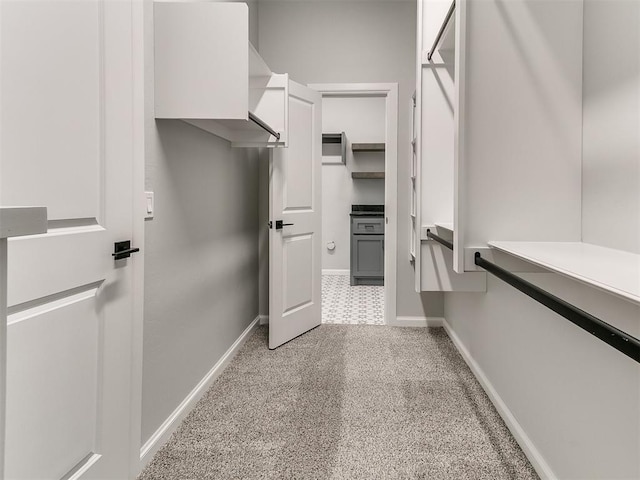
349 205 384 217
349 212 384 217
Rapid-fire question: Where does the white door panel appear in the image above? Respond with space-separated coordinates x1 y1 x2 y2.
282 97 314 210
0 1 102 221
7 227 108 307
1 1 138 479
6 291 99 480
282 234 314 313
269 82 322 349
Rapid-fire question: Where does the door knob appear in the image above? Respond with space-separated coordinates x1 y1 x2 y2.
274 220 294 230
112 240 140 260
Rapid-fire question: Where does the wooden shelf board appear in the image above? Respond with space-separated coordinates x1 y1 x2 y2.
322 133 344 144
352 143 385 152
488 241 640 305
352 172 385 179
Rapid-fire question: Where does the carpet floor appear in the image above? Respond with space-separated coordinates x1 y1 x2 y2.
138 326 539 479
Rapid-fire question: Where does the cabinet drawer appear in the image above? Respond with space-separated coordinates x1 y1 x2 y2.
352 218 384 234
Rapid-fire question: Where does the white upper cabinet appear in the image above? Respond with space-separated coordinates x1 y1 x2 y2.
154 2 288 147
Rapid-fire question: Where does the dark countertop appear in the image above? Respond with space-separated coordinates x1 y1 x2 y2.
350 204 384 217
350 212 384 217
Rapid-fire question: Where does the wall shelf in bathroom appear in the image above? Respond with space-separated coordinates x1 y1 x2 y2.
322 132 347 164
351 172 385 179
352 143 385 152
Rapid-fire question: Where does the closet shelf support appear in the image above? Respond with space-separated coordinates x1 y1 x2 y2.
474 252 640 364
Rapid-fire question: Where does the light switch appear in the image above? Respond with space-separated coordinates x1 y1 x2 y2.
145 191 154 219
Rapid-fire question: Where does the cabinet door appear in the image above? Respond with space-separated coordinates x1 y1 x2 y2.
352 235 384 278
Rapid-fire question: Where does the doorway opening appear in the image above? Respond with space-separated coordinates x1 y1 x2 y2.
309 83 398 326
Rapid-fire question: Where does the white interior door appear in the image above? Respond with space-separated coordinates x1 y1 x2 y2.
269 81 322 349
0 1 139 479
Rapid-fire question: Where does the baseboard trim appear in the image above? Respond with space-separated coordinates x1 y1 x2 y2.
321 269 349 276
259 315 269 325
441 319 556 480
391 316 444 327
139 315 260 469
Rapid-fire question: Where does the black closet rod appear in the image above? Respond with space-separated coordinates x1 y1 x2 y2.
248 111 281 140
474 252 640 364
427 0 456 62
426 228 453 251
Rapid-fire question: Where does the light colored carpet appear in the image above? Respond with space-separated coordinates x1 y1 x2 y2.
138 326 539 479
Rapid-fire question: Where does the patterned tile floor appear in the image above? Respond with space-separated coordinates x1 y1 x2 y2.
321 274 384 325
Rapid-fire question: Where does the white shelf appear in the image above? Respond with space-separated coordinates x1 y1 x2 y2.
435 223 454 233
154 3 287 147
488 241 640 306
0 207 47 239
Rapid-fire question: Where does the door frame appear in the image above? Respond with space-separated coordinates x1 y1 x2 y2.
308 83 398 325
129 0 146 477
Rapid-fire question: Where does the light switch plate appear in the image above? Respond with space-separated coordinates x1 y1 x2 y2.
145 191 154 219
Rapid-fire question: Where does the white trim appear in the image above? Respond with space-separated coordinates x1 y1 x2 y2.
259 315 269 325
441 319 557 480
453 0 467 273
128 0 147 476
0 240 7 478
391 316 444 327
67 453 102 480
414 0 423 292
308 82 398 327
321 269 349 276
139 316 260 469
308 83 398 96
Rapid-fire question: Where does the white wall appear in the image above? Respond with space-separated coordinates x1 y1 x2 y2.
322 96 385 271
582 0 640 254
142 0 261 446
444 1 640 478
446 276 640 479
258 0 443 317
